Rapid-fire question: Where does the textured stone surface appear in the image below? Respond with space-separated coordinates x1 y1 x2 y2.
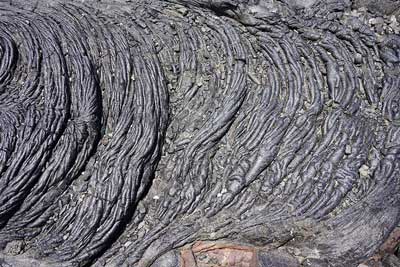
353 0 400 15
0 0 399 266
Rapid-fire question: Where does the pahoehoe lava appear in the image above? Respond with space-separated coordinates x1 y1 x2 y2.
0 0 399 266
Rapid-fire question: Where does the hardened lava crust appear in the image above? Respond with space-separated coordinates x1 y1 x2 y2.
0 0 400 266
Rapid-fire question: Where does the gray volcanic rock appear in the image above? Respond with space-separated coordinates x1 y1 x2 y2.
353 0 400 15
0 0 399 266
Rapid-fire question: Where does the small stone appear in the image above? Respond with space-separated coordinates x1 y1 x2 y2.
354 53 363 64
359 165 371 177
345 145 352 155
4 241 25 256
369 17 384 26
177 7 188 16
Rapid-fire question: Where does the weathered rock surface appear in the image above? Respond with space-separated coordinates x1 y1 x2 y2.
353 0 400 16
0 0 399 266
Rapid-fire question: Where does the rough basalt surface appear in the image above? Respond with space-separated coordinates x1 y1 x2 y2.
0 0 400 266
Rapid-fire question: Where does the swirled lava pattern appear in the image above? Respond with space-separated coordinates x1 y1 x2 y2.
0 0 399 266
